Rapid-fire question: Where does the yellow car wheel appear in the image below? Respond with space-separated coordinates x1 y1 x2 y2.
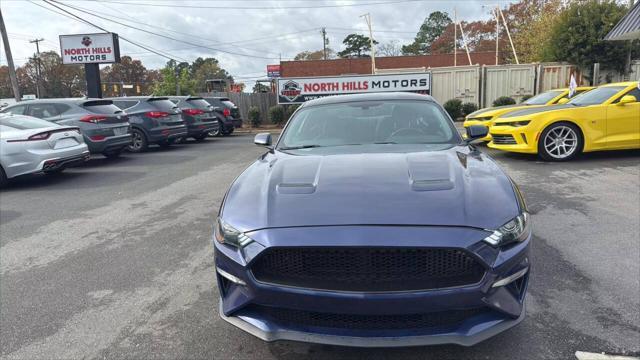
538 122 584 162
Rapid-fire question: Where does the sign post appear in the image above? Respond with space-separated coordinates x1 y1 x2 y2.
59 32 121 98
276 73 431 104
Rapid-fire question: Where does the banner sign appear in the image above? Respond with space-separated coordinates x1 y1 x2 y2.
60 33 121 65
277 73 431 104
267 64 281 78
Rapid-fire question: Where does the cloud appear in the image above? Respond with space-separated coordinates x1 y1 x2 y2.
2 0 495 88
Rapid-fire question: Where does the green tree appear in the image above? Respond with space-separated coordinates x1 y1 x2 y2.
252 83 270 93
402 11 452 55
18 51 84 98
153 61 196 96
190 57 230 92
338 34 378 58
542 0 630 76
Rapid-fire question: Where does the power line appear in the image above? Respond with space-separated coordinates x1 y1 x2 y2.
30 0 189 62
50 0 283 60
95 0 425 10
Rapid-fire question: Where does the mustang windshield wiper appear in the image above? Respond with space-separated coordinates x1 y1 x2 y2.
279 144 323 150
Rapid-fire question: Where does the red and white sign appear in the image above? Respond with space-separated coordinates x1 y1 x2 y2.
277 73 431 104
60 33 121 65
267 64 280 78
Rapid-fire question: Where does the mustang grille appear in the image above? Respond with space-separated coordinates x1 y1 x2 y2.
251 247 485 291
247 305 486 331
491 134 517 145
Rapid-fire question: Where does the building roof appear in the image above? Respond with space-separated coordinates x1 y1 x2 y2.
605 1 640 41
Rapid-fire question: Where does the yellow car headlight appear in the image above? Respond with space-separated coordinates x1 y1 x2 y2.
495 120 531 127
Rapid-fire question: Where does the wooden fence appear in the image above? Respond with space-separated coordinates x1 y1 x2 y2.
200 92 279 124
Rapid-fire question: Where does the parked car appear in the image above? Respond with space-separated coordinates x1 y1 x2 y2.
0 113 89 187
489 81 640 161
0 98 131 157
168 96 221 141
214 92 531 347
463 86 594 141
203 97 242 133
108 97 188 152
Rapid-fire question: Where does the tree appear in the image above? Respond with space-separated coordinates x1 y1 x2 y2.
17 51 84 98
338 34 378 58
541 0 631 76
191 57 230 93
377 41 402 57
252 82 270 93
294 48 336 60
152 61 195 96
0 66 14 98
101 56 154 95
402 11 452 55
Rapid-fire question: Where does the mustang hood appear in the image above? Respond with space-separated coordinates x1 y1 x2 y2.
222 147 520 232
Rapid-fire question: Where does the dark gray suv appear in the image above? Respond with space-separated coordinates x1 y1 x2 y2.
0 99 131 157
109 97 188 152
203 97 241 135
168 96 221 141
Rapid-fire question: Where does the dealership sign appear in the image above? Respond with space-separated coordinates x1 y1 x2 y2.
267 64 281 78
60 33 121 65
277 73 431 104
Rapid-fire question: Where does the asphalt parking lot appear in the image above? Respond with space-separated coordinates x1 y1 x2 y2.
0 133 638 360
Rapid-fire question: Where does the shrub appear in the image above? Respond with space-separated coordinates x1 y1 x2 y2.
443 99 463 120
492 96 516 107
268 105 286 126
520 95 533 103
248 106 261 127
461 102 479 117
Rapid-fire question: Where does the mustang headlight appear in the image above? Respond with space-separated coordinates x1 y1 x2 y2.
215 218 253 247
483 213 531 247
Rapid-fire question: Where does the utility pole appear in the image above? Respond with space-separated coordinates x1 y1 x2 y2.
360 13 376 74
29 38 44 98
494 8 500 65
321 27 327 60
497 7 519 64
453 7 457 67
0 9 20 102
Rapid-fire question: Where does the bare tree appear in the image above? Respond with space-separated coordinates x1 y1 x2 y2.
377 40 402 57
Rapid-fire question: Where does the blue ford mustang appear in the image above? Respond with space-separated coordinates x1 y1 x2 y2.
214 92 531 347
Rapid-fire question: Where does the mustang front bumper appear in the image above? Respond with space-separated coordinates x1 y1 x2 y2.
214 226 530 347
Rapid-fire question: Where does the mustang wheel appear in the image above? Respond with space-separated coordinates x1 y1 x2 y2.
538 122 582 161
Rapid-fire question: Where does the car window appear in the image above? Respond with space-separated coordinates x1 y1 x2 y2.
148 98 179 111
112 100 138 109
222 100 236 108
569 86 625 106
523 90 563 105
613 88 640 103
0 115 56 130
83 100 123 114
278 100 459 149
55 104 71 114
2 105 26 115
27 103 60 118
187 99 213 108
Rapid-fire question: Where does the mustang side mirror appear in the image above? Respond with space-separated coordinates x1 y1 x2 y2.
465 125 489 143
617 95 637 105
557 98 569 104
254 132 272 147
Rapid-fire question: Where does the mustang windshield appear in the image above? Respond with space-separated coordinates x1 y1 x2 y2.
278 100 460 149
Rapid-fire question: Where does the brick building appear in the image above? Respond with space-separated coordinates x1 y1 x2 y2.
280 51 502 77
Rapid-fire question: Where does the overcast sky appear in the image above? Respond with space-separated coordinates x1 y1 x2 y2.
1 0 503 88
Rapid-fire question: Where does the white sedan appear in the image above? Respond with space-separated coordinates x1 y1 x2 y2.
0 114 89 187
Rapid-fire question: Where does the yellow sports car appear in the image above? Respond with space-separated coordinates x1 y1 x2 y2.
488 81 640 161
463 87 594 141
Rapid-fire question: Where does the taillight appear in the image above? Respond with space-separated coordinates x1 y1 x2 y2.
183 108 205 116
80 115 107 123
146 111 169 118
89 135 106 141
7 131 51 142
223 108 231 117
